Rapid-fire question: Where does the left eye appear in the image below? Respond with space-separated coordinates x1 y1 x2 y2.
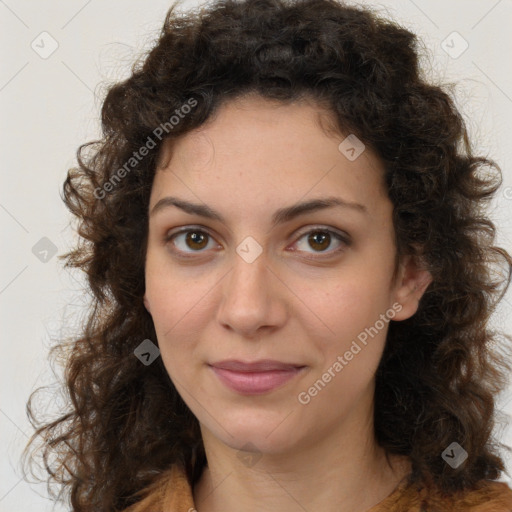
293 229 348 255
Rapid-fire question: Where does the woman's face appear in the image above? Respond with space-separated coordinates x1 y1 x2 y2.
144 95 429 455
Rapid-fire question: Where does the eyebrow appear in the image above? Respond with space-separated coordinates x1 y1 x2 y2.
150 195 368 227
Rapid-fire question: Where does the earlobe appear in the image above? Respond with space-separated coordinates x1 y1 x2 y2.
392 254 433 321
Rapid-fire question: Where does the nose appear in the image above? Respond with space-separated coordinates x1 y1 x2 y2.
216 251 287 338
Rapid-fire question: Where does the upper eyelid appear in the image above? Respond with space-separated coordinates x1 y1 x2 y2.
165 225 218 242
164 224 348 239
294 226 349 241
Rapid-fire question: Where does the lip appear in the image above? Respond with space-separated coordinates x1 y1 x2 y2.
209 360 306 395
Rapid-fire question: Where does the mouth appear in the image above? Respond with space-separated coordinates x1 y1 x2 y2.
208 359 307 395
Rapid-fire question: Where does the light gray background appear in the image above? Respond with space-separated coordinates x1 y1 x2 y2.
1 0 511 510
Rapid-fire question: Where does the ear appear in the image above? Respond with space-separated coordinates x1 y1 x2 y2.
143 294 151 314
391 254 433 321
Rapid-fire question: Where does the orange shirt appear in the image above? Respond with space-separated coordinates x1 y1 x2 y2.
122 463 512 512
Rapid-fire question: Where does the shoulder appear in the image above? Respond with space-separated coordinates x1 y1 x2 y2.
375 478 512 512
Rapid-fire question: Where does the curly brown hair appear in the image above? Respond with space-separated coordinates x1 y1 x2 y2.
24 0 512 510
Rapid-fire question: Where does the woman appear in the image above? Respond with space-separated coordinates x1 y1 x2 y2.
25 0 512 510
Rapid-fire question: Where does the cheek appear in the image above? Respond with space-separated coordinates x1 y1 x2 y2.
145 264 193 359
299 287 389 408
297 271 393 387
145 251 207 333
147 283 201 390
145 257 222 380
303 274 391 340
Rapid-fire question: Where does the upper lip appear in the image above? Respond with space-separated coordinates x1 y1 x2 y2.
209 359 305 372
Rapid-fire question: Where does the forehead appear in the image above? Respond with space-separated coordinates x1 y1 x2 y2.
156 95 332 163
150 95 390 220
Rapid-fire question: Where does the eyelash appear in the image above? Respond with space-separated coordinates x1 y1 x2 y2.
164 225 351 260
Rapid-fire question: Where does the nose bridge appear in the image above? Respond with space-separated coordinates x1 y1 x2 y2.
226 248 270 308
217 245 284 335
229 233 269 293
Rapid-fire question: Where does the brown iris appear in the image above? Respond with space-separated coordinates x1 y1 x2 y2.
186 231 209 250
307 231 331 251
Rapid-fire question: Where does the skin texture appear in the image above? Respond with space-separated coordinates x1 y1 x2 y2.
144 94 433 512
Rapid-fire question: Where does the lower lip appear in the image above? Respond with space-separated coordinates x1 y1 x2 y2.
210 366 305 395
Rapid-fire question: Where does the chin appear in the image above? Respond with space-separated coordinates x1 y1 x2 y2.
201 413 300 455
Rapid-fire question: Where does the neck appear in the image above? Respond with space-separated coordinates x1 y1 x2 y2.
193 397 411 512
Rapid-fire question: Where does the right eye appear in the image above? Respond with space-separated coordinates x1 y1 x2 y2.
165 227 220 257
